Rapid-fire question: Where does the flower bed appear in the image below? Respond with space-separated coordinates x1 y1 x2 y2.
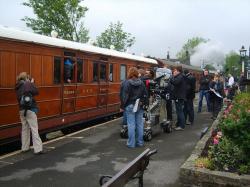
180 93 250 186
208 93 250 174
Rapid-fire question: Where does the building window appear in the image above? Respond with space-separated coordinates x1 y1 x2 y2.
77 59 84 83
93 62 98 82
120 64 126 81
100 64 107 81
109 64 113 82
54 57 61 84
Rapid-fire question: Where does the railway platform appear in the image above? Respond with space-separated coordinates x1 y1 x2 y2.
0 108 214 187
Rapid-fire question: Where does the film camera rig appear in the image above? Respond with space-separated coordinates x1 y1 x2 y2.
120 68 173 141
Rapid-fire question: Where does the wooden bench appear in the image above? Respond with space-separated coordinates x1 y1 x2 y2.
99 148 157 187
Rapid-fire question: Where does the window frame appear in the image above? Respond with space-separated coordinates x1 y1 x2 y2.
120 64 127 81
53 56 61 84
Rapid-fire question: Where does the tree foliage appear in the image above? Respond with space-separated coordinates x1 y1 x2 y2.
96 21 135 52
204 64 216 71
177 37 208 63
224 51 241 77
22 0 89 42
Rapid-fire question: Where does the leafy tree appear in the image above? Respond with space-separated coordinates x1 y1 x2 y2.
204 64 216 71
22 0 89 42
96 21 135 52
177 37 208 64
224 51 241 77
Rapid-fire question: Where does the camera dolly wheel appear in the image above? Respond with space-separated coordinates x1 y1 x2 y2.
120 125 128 139
161 121 172 133
144 129 152 141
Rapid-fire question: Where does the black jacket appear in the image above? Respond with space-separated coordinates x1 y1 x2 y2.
185 73 196 99
209 80 224 100
170 73 186 100
199 75 210 90
15 80 39 111
122 78 148 109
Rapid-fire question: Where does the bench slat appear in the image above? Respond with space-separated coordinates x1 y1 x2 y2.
102 148 150 187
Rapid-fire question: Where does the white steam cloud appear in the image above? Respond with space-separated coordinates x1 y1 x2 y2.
190 41 225 71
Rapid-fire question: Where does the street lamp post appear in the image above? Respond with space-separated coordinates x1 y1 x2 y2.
239 45 247 76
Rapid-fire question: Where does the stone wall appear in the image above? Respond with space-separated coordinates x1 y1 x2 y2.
179 113 250 187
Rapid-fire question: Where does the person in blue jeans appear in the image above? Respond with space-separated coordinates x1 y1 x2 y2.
121 67 148 148
198 69 211 113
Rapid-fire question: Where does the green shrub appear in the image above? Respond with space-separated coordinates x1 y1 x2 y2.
239 163 250 174
208 93 250 174
219 93 250 161
209 137 244 172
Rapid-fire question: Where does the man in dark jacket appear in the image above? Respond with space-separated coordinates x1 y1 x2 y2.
239 72 247 92
15 72 43 154
183 69 196 125
170 66 186 130
198 69 210 113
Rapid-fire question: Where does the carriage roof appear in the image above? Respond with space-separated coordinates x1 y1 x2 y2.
0 25 157 64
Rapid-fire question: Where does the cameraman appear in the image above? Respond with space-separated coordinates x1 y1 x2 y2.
170 66 186 131
162 65 173 121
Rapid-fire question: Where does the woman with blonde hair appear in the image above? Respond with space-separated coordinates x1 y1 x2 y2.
15 72 43 154
121 67 148 148
209 74 224 120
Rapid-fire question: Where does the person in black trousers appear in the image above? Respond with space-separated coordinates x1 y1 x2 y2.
183 69 196 125
170 66 186 130
209 74 224 119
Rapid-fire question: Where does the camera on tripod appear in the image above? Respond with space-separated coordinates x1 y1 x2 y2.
148 68 172 99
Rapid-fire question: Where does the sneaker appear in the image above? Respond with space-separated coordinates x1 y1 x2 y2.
175 127 184 131
186 122 191 125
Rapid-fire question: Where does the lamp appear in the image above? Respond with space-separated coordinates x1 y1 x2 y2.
239 45 247 76
239 45 247 58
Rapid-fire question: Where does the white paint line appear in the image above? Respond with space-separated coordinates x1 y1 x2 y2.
44 146 56 149
0 150 22 159
65 136 83 139
43 136 66 145
0 160 14 164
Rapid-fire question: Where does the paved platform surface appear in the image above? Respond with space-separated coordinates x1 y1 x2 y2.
0 103 213 187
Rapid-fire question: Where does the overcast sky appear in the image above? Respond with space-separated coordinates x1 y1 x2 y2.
0 0 250 58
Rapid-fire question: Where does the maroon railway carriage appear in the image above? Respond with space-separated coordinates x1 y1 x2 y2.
0 26 157 145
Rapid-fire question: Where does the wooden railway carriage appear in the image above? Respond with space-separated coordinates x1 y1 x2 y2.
0 26 157 145
157 59 204 92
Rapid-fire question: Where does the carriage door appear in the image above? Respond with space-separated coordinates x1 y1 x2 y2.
62 52 77 114
98 63 108 108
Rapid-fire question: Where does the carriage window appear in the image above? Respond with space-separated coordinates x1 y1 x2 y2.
54 57 61 84
93 62 98 82
100 64 107 81
120 65 126 81
64 57 75 83
77 59 84 83
109 64 113 82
